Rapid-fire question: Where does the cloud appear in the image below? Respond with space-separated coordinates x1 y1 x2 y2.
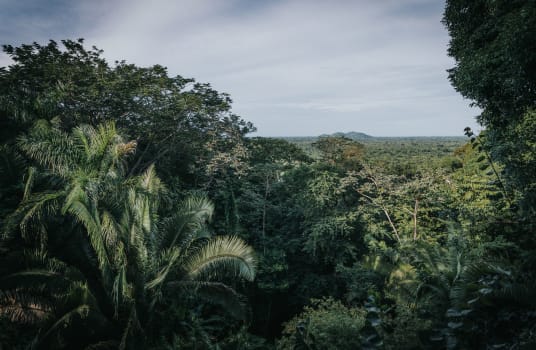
0 0 479 136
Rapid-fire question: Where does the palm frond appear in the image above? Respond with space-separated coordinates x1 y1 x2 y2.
23 166 36 200
111 265 132 317
18 119 79 177
62 182 89 216
37 304 91 345
139 163 163 196
10 191 63 240
492 281 536 308
0 289 53 324
181 194 214 225
145 247 181 290
61 281 100 310
133 164 165 238
1 270 68 290
119 306 141 350
157 195 214 250
64 194 114 277
72 124 94 162
74 123 114 163
166 281 249 321
185 236 256 282
84 340 120 350
100 210 121 249
92 122 118 160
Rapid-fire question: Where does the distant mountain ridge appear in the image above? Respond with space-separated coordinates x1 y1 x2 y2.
319 131 374 140
276 133 466 143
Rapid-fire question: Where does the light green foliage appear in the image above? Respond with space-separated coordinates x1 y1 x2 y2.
277 297 365 350
346 164 450 245
494 110 536 213
446 136 511 234
313 136 365 170
363 137 466 176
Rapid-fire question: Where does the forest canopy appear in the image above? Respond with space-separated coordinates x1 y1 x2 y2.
1 0 536 348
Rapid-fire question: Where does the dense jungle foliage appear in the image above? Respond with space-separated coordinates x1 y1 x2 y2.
1 1 535 349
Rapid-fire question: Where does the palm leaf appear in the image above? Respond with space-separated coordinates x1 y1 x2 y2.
166 281 249 321
84 340 120 350
0 289 53 324
185 236 256 282
157 194 214 250
18 119 79 177
145 247 181 290
36 304 91 345
10 191 63 240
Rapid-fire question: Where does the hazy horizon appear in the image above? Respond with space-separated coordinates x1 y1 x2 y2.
257 131 468 138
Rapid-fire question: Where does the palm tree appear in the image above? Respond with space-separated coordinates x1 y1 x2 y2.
1 119 256 349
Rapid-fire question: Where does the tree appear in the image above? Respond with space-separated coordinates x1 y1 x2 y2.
0 39 254 186
443 0 536 127
443 0 536 210
313 136 364 171
277 297 366 350
0 120 256 349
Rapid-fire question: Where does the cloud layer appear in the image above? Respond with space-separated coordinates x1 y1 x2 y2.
0 0 480 136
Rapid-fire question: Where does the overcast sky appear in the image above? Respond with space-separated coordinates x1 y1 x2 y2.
0 0 480 136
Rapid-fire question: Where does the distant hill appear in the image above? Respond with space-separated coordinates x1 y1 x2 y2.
319 131 374 140
275 133 465 144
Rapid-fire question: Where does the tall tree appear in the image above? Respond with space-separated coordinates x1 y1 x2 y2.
443 0 536 210
443 0 536 126
0 39 254 185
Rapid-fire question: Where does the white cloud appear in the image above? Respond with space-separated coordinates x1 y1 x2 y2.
1 0 479 136
0 53 12 68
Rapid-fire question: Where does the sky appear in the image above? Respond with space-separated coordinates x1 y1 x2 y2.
0 0 481 136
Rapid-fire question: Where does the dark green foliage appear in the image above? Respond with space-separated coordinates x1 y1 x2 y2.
443 0 536 126
0 39 254 185
444 0 536 210
442 5 536 345
313 136 365 170
0 120 256 349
